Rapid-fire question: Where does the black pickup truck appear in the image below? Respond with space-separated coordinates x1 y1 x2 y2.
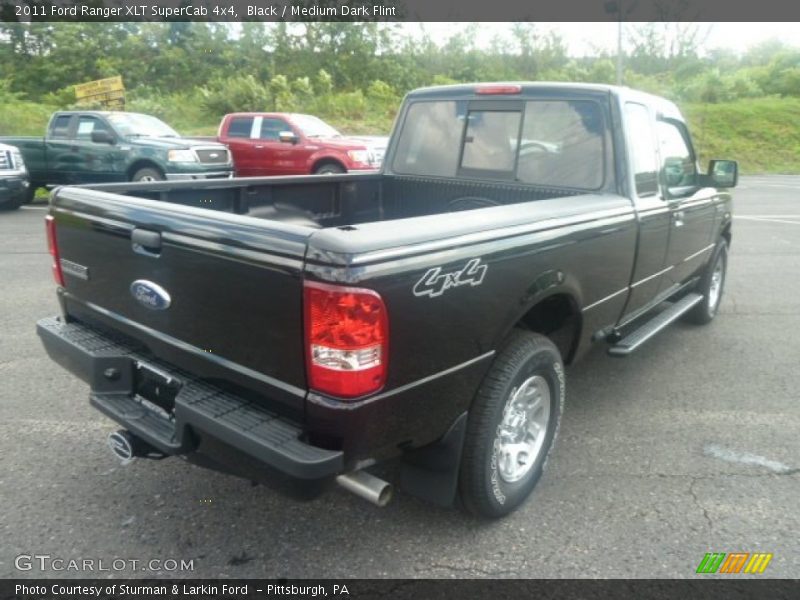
37 83 737 518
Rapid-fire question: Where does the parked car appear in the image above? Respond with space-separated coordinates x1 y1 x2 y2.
37 83 736 518
0 142 30 211
217 112 387 176
1 111 233 197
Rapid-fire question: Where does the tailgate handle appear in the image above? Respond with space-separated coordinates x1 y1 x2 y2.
131 228 162 256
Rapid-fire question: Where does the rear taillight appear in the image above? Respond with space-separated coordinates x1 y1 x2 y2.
45 215 65 287
303 281 388 399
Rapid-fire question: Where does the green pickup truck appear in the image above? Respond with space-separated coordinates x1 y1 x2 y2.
1 111 233 198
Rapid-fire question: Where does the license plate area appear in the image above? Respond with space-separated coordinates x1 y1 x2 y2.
134 362 182 419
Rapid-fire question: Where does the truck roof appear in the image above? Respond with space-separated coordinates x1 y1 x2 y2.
406 82 684 121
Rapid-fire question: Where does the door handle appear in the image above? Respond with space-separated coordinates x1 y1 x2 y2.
254 145 264 149
673 211 685 227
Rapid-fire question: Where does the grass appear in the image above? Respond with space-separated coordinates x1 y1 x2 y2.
683 97 800 174
4 96 800 174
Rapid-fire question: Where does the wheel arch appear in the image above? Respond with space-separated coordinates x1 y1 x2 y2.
495 278 584 365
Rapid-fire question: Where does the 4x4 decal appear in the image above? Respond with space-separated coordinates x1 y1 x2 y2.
413 258 488 298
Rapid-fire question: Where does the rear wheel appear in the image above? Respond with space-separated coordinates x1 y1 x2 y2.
685 240 728 325
131 167 165 183
313 162 345 175
458 330 565 518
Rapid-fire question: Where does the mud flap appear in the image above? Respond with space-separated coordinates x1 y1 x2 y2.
399 412 467 507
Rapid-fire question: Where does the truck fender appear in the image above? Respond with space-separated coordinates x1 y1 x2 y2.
492 270 584 364
308 151 349 174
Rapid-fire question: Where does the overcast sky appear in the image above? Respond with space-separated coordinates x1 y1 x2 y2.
412 22 800 55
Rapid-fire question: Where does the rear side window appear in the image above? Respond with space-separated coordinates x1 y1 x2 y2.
392 101 466 177
227 117 254 138
49 115 72 139
461 110 521 173
516 101 604 189
624 103 659 197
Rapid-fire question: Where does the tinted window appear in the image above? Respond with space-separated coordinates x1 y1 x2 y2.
624 103 659 197
76 116 111 140
227 117 253 138
392 101 466 177
657 120 697 189
461 110 521 172
517 100 604 189
50 115 72 139
260 118 288 141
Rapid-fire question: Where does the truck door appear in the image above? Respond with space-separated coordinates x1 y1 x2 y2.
72 115 125 183
620 102 672 319
222 115 257 177
656 119 717 285
256 117 300 175
46 114 78 184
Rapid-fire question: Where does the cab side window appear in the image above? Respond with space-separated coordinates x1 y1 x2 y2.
227 117 254 138
260 118 289 141
656 120 697 193
76 116 111 141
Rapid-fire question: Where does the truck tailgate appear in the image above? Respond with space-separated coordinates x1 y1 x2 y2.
49 186 313 416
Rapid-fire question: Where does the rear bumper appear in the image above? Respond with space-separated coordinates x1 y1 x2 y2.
36 316 343 481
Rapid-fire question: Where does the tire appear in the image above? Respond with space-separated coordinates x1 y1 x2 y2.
685 240 728 325
0 194 25 211
23 185 36 204
131 167 165 183
458 330 565 518
313 162 345 175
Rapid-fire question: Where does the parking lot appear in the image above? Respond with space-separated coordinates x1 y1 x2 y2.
1 175 798 579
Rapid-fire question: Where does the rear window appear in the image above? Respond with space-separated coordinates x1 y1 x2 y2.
516 101 604 189
227 117 254 138
392 98 605 189
392 101 466 177
461 110 521 173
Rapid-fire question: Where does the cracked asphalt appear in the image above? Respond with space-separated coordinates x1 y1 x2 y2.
1 176 798 579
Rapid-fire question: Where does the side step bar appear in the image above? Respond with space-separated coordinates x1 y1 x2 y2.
608 293 703 357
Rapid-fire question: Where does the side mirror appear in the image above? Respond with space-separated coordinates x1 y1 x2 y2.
91 130 116 145
707 159 738 188
279 131 299 144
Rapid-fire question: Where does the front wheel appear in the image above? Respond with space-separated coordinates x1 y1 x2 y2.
131 167 165 183
685 240 728 325
458 330 565 518
313 162 345 175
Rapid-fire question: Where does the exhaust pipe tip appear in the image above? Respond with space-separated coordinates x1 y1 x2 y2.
107 429 165 463
336 470 393 507
107 430 137 464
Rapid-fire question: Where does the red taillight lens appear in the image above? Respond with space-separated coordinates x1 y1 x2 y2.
45 215 65 287
303 281 388 399
475 84 522 95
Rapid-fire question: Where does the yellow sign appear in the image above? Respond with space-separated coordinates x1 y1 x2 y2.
74 76 125 109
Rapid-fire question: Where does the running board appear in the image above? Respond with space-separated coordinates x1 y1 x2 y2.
608 293 703 357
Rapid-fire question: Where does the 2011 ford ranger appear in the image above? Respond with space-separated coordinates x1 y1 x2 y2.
36 83 737 518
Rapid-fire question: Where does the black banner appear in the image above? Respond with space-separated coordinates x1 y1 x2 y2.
4 0 800 22
2 580 800 600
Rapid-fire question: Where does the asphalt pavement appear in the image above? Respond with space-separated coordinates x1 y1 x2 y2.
1 176 798 579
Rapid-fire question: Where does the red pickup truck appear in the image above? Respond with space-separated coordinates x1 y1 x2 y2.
218 112 386 176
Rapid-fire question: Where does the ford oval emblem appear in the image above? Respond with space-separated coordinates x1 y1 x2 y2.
130 280 171 310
